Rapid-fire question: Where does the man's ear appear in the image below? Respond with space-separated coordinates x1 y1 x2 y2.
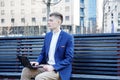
58 19 62 24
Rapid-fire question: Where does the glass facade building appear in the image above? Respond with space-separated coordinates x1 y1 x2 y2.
85 0 96 34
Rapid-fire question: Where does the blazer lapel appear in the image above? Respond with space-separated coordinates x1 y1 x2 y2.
46 32 53 56
55 31 63 52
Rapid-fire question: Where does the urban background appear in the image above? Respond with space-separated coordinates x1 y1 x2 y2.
0 0 120 37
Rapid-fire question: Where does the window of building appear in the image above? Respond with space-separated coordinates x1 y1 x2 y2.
53 0 58 3
80 17 84 26
117 29 120 32
65 0 70 2
10 1 15 6
11 10 14 15
31 9 35 14
118 20 120 27
108 6 110 12
31 0 36 5
65 16 69 21
118 13 120 18
80 8 84 16
1 19 5 23
32 17 36 22
42 8 46 13
1 10 5 15
21 9 25 15
11 18 15 23
80 8 84 12
80 0 84 3
21 0 25 5
115 5 117 11
65 6 70 12
21 18 25 23
0 1 5 7
111 13 113 19
42 17 46 22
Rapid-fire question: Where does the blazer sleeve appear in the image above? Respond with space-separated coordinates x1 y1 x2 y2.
36 36 47 64
36 44 45 63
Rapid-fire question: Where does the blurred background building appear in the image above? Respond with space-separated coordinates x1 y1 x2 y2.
102 0 120 33
96 0 103 33
0 0 97 37
84 0 96 34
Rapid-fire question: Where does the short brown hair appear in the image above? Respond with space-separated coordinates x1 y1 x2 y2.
49 12 63 23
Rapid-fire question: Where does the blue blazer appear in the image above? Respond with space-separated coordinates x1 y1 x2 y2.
36 30 74 80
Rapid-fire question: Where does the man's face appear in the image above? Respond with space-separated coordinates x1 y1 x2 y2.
47 16 60 30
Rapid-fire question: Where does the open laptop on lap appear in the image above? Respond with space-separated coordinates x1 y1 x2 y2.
17 55 43 69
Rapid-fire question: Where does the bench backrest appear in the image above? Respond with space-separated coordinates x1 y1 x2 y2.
0 36 44 73
73 33 120 76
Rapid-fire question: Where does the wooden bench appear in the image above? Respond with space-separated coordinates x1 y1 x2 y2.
71 33 120 80
0 33 120 80
0 36 44 79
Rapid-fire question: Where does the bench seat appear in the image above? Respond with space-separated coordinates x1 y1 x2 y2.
71 74 120 80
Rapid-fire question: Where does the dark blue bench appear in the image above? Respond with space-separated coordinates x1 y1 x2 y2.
71 33 120 80
0 33 120 80
0 36 44 79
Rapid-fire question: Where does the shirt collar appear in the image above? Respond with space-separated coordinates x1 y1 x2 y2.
52 30 61 35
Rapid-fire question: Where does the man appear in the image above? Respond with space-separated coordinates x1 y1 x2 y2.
20 12 74 80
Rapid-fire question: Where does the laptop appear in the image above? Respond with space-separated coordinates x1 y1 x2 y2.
17 55 43 69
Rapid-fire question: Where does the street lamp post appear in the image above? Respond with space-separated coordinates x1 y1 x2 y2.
43 0 51 32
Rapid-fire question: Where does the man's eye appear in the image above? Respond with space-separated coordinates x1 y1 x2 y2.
48 19 53 22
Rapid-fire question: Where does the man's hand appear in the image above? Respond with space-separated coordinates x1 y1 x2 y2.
43 65 54 72
30 62 39 66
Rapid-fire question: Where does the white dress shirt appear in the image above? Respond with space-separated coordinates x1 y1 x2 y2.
47 30 61 65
